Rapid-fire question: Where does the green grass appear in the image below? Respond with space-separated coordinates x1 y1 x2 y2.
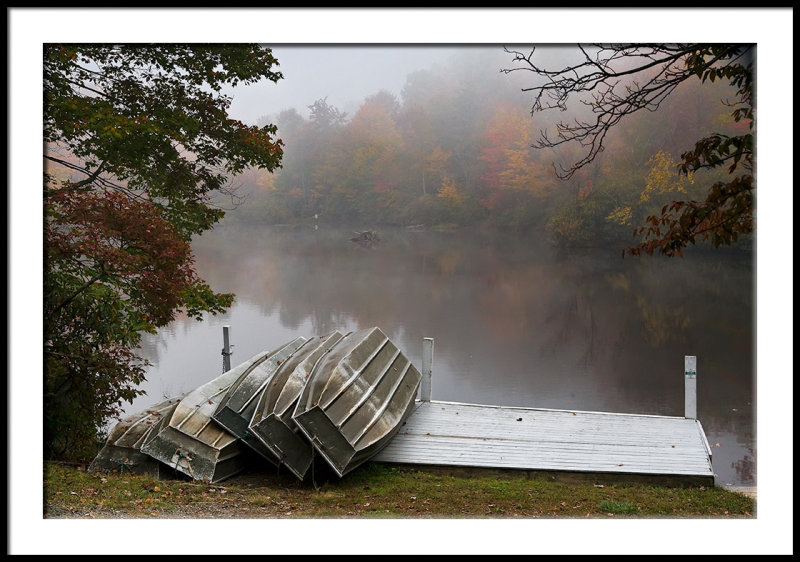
598 500 639 514
43 461 754 519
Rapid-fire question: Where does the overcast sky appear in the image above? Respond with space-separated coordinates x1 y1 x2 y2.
226 45 481 124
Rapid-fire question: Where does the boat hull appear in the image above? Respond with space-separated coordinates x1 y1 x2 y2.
88 395 184 478
212 337 306 464
292 327 421 477
141 350 272 483
249 331 345 480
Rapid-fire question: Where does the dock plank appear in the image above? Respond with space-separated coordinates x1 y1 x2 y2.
372 400 714 480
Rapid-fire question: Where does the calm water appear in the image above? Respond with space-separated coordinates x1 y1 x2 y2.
128 224 756 488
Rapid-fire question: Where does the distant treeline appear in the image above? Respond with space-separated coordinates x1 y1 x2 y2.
223 49 748 249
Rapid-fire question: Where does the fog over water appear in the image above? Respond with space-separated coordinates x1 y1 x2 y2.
131 224 756 489
92 38 769 492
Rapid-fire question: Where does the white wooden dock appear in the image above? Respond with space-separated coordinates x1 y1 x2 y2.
373 399 715 483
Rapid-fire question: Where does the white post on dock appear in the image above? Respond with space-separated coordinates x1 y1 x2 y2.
685 355 697 419
222 325 232 373
420 337 434 401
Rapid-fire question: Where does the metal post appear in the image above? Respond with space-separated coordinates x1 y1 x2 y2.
222 325 232 373
685 355 697 419
421 337 434 401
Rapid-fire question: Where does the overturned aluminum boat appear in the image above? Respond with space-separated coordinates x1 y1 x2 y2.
249 331 345 480
88 394 185 478
140 350 273 483
212 337 307 464
292 327 422 477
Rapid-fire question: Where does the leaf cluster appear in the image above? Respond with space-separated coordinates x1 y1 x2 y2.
627 174 753 258
502 43 755 257
44 44 284 237
43 44 281 458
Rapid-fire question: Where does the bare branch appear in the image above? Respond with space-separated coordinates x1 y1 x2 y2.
502 44 753 180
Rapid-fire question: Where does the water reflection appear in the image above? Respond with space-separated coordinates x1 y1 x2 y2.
130 224 755 486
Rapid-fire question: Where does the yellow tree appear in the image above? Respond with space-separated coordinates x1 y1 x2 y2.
497 132 555 198
324 99 402 220
437 175 466 211
639 150 695 203
423 145 452 196
504 44 754 256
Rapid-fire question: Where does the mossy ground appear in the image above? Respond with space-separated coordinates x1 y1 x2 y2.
44 460 754 519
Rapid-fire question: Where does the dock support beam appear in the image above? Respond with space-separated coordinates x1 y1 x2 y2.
421 337 434 401
222 325 232 373
685 355 697 419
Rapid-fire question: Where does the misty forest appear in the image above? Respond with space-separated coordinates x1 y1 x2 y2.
43 44 755 488
223 47 752 255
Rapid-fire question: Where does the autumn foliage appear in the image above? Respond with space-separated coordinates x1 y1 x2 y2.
43 44 283 458
236 46 753 255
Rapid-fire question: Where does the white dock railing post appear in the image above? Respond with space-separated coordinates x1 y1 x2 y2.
421 337 434 401
685 355 697 419
222 325 232 373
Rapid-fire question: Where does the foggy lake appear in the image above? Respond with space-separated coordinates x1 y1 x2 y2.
129 223 755 488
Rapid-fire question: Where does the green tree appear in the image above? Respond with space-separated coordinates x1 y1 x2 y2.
503 44 754 256
307 96 348 130
43 44 285 458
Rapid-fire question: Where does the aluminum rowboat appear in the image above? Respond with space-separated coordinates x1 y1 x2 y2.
88 394 184 478
140 351 273 483
212 337 307 464
249 331 345 480
292 327 421 477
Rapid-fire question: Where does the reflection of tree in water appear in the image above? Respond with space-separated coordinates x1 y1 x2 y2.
732 455 755 486
537 267 602 367
480 250 636 372
190 223 752 426
706 400 756 481
609 251 753 424
193 226 422 339
149 224 755 484
635 296 692 347
135 309 195 367
139 304 208 365
136 330 163 366
465 242 753 419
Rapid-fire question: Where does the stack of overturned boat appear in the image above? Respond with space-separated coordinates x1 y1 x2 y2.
89 327 422 483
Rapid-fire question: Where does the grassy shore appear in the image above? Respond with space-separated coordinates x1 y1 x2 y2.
44 460 754 519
